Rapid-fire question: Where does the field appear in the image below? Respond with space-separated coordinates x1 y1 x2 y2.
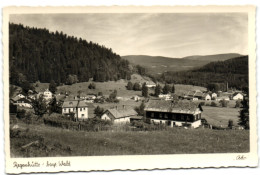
11 122 249 157
202 106 241 127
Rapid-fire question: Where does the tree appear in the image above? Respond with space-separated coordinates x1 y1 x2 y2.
133 82 141 91
142 83 149 97
21 80 33 94
135 102 145 116
49 80 57 94
235 100 242 108
219 100 228 107
126 82 133 90
66 74 78 85
171 84 175 93
94 106 105 118
162 84 171 94
228 119 234 129
238 97 249 129
154 84 161 97
32 94 47 119
107 89 118 103
88 83 96 89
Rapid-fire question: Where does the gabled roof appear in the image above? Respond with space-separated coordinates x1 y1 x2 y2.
144 99 202 114
62 100 78 108
194 91 204 97
106 107 138 119
78 101 88 107
233 92 243 96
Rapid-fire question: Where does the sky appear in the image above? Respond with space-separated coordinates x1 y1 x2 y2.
10 13 248 58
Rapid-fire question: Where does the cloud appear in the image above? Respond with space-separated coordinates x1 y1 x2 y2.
10 13 248 57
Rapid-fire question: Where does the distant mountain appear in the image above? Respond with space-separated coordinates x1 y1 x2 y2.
183 53 243 61
122 54 244 75
161 56 248 91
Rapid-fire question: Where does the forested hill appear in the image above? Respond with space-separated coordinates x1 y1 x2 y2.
161 56 248 91
9 23 131 85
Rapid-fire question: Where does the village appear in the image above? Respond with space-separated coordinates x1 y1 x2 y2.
10 75 246 130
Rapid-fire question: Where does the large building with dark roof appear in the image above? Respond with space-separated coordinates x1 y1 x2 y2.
144 99 203 128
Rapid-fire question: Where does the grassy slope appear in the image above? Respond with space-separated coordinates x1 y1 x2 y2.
202 106 240 127
12 122 249 157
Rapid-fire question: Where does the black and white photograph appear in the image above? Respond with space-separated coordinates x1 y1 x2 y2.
3 6 257 174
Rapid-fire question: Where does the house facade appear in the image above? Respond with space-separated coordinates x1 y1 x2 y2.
233 93 244 100
62 100 88 120
101 106 138 124
43 89 53 100
14 98 32 108
144 99 203 128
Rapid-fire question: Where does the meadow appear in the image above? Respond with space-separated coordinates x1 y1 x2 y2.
10 122 249 157
202 106 240 127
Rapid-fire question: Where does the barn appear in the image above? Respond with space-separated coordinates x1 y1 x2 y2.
144 99 203 128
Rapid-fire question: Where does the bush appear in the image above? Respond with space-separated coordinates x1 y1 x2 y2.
43 115 112 132
200 102 205 106
88 83 96 89
228 119 234 129
219 100 229 107
211 101 218 107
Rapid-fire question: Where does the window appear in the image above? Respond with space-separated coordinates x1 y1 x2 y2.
151 113 154 118
159 113 162 118
164 114 168 119
172 115 176 120
64 108 66 112
80 108 82 111
181 115 184 120
69 102 73 105
69 109 71 113
187 116 190 121
81 114 84 117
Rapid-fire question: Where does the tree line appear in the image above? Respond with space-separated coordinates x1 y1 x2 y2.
9 23 131 86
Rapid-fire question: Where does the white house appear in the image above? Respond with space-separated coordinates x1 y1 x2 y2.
43 89 53 100
62 100 88 120
211 93 217 99
77 101 89 120
233 93 244 100
202 94 211 101
101 106 138 124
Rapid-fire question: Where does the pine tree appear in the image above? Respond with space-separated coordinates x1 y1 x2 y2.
238 97 249 129
171 84 175 93
49 80 57 94
154 84 161 97
126 82 133 90
162 83 171 94
142 83 149 97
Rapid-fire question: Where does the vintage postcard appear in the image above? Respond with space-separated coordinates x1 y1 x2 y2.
3 6 257 174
